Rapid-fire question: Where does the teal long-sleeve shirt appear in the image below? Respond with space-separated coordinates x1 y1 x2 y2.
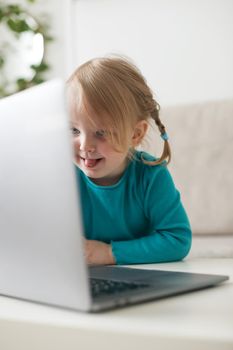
76 151 192 265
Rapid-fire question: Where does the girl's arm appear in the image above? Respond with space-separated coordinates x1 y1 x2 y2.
111 166 192 265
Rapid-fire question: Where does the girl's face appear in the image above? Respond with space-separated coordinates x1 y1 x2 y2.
70 108 131 186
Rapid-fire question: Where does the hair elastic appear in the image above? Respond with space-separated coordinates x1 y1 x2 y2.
161 132 169 141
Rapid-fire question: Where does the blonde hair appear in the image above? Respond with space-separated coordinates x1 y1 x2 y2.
67 55 171 166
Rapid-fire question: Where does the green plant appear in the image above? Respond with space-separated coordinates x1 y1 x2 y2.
0 0 53 97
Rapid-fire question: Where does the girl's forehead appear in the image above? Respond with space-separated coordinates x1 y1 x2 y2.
69 89 112 127
70 108 107 130
70 101 112 128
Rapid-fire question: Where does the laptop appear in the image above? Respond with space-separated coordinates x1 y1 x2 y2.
0 79 229 312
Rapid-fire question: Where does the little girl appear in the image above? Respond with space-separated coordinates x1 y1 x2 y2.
67 55 192 266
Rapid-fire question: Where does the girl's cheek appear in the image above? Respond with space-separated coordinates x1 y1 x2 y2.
73 138 80 148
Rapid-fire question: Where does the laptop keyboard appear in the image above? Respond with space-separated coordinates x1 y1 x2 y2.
90 278 149 298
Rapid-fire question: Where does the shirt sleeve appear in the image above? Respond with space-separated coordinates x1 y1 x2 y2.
111 165 192 265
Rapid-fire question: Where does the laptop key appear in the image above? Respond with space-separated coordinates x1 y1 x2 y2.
90 278 149 297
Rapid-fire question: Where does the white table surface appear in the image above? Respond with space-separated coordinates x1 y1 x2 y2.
0 256 232 350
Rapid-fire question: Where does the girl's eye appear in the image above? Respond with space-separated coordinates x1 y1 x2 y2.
71 127 80 136
95 130 106 138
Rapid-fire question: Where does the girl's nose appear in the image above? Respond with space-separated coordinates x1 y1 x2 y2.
79 135 96 153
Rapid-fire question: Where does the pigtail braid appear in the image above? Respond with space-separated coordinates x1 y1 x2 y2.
137 89 171 165
150 104 171 165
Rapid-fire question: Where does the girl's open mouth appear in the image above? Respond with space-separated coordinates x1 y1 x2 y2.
80 157 103 168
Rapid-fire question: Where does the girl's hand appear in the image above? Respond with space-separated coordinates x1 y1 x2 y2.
84 239 116 266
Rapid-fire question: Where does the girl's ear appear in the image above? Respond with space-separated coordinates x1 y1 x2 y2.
131 120 149 147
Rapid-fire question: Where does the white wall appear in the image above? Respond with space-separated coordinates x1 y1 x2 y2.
9 0 233 106
70 0 233 106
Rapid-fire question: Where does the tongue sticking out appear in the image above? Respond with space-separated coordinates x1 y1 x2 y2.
84 158 99 168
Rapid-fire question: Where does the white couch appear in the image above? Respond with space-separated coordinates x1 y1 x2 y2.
143 98 233 258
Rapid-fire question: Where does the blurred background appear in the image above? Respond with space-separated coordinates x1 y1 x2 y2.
1 0 233 245
1 0 233 106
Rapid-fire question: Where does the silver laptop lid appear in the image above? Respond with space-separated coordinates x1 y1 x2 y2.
0 79 91 311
